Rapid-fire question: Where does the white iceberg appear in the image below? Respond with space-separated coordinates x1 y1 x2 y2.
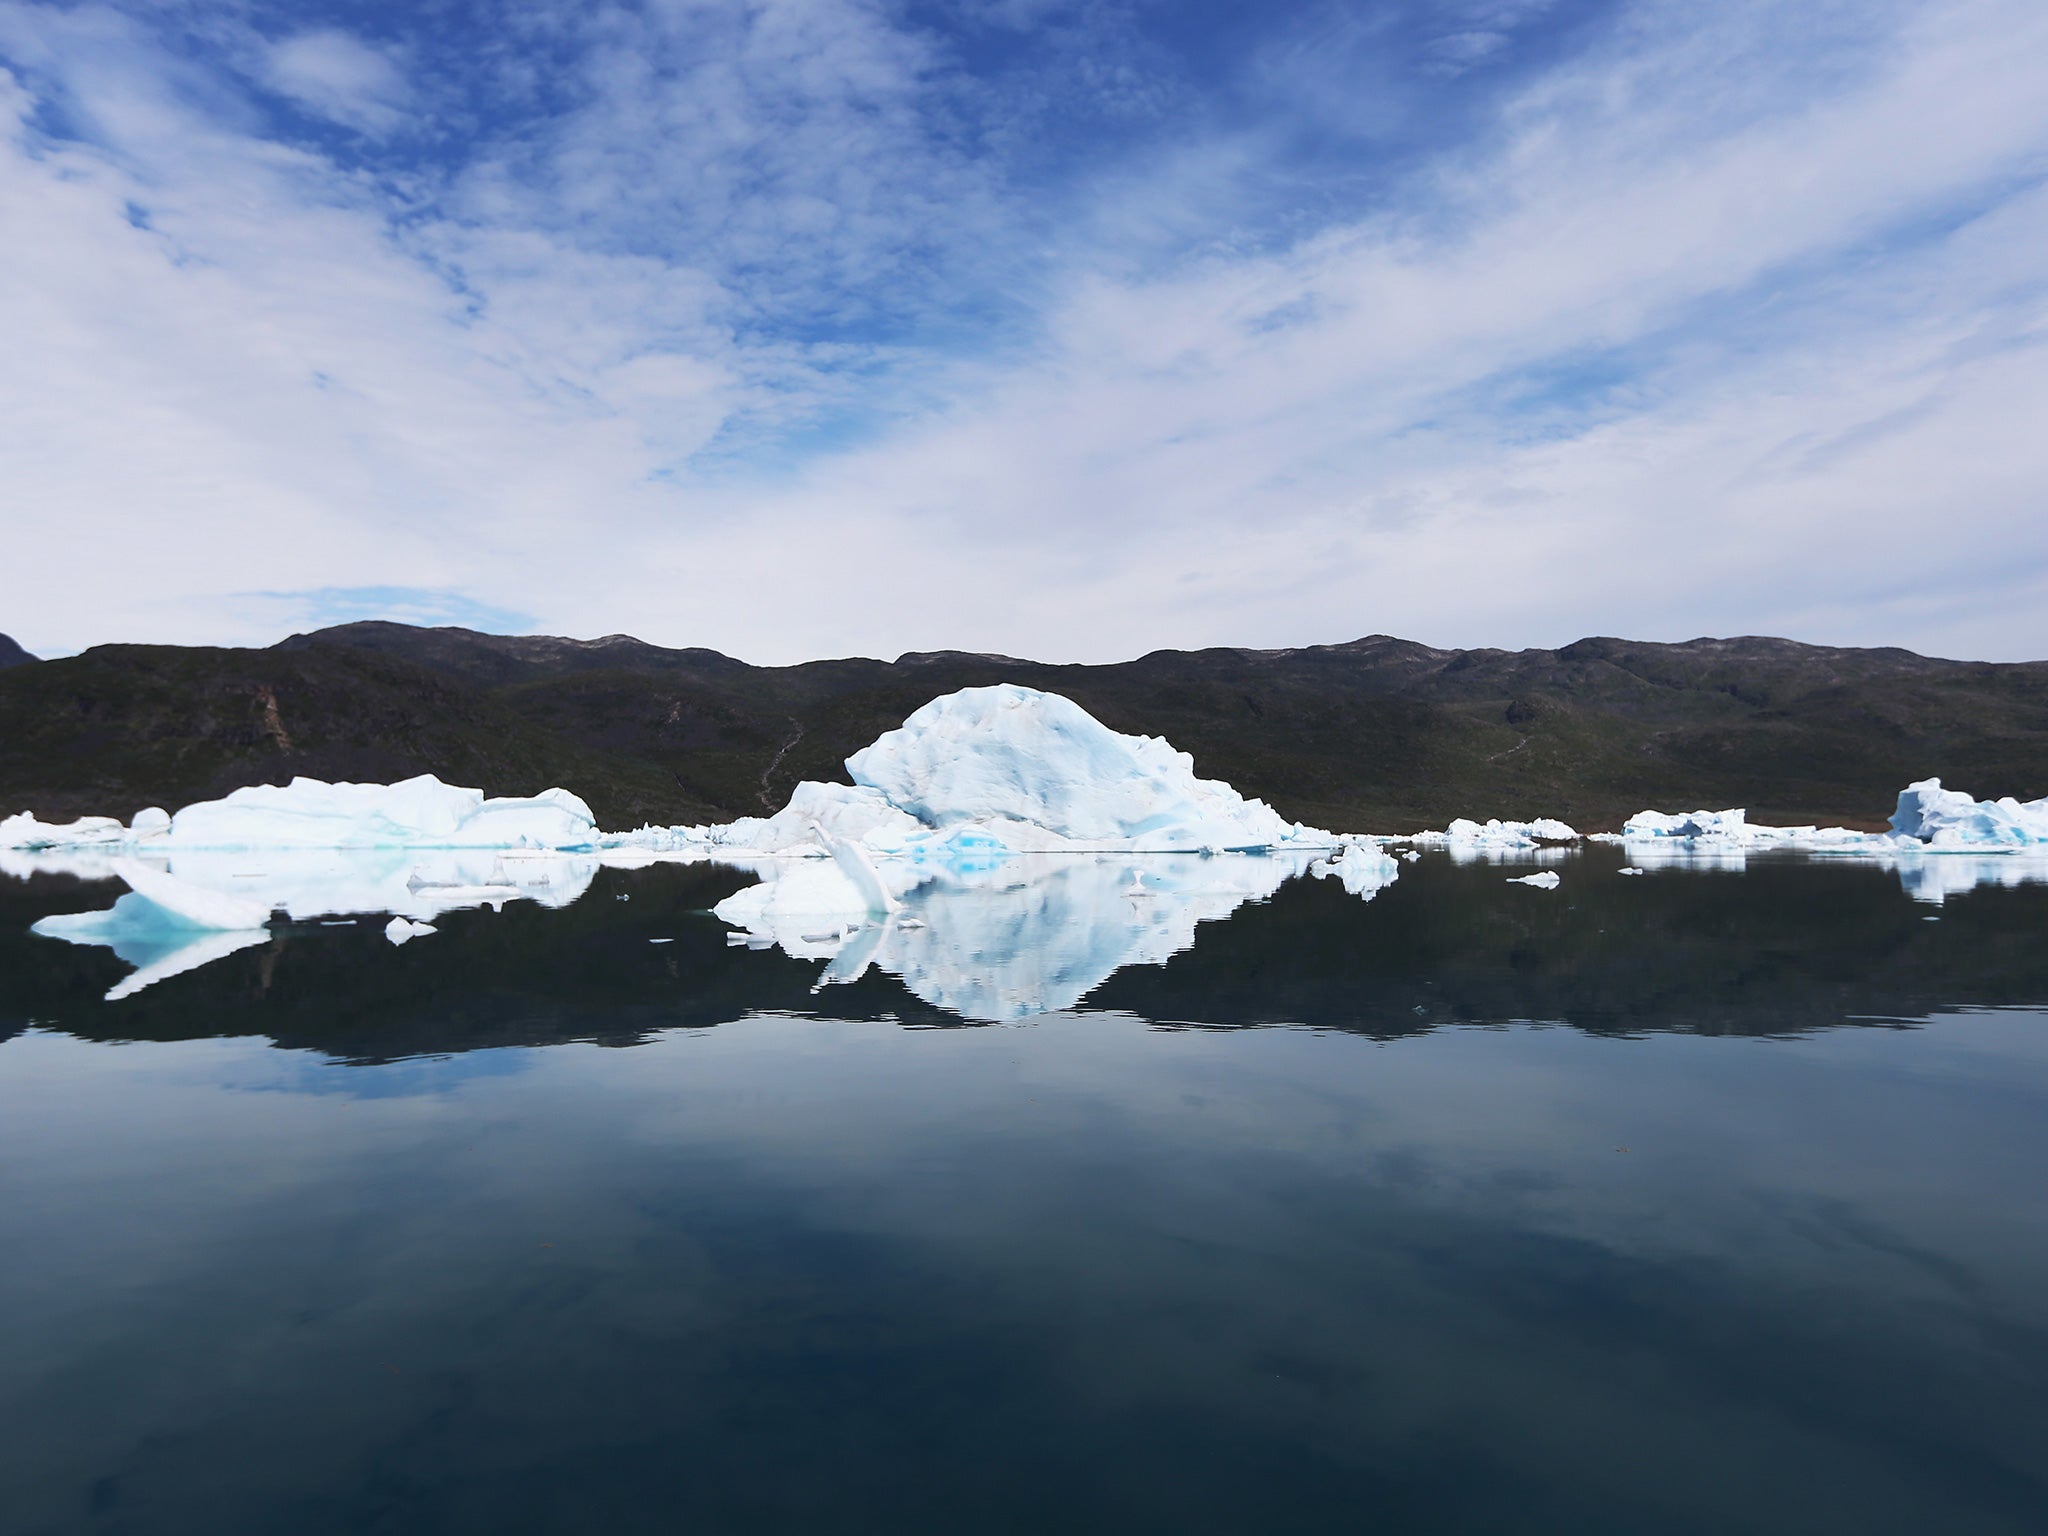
160 775 599 851
1397 816 1580 865
680 685 1335 862
1507 870 1561 889
1 811 133 850
1887 777 2048 847
4 776 598 855
385 916 437 945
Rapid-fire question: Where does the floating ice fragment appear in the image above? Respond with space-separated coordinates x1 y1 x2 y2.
1507 871 1561 889
1310 842 1402 900
109 858 272 929
384 916 437 944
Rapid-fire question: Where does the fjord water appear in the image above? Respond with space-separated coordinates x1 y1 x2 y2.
3 857 2046 1534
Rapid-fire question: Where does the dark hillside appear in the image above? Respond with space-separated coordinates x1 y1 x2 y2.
3 624 2045 831
0 634 36 670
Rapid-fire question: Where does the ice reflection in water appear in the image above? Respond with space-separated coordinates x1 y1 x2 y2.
15 836 2048 1006
719 851 1398 1020
1618 839 2048 902
22 848 601 999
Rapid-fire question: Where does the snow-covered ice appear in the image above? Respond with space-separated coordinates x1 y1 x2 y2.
385 916 437 945
1507 871 1561 889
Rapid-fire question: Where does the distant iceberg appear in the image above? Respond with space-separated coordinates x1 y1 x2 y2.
2 775 599 853
1604 778 2048 902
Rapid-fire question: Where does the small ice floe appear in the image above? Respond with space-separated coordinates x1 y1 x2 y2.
649 937 673 944
384 916 437 945
1507 871 1561 890
1617 867 1646 877
1400 850 1420 863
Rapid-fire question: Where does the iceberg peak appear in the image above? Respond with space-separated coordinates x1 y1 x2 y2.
839 683 1307 853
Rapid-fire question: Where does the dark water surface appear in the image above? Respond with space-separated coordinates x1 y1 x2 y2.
3 855 2047 1534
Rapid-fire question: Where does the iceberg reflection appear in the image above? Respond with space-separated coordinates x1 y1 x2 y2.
25 848 603 998
723 852 1336 1021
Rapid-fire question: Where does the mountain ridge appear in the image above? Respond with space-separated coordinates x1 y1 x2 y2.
4 622 2044 833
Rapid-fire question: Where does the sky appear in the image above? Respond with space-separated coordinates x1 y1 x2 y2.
2 0 2045 664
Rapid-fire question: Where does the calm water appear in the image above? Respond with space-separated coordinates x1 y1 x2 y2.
3 853 2047 1534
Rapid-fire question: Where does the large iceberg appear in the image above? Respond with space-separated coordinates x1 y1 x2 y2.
678 685 1333 861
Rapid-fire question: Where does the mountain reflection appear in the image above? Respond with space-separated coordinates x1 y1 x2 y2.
5 851 2048 1058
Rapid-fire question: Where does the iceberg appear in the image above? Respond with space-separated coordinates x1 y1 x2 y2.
1396 816 1580 864
5 777 598 853
678 685 1335 861
1507 871 1561 889
1888 778 2048 847
0 811 133 850
160 775 599 851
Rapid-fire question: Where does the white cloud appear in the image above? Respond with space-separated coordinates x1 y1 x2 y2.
1 0 2045 665
262 29 411 136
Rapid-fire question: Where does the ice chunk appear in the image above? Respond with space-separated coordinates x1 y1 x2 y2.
384 916 437 944
1402 817 1580 855
1888 778 2048 847
108 857 272 930
161 775 599 850
1 811 129 849
32 887 271 1000
1507 871 1561 889
1310 842 1403 900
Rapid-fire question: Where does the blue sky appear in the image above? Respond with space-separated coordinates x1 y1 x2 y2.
3 0 2046 662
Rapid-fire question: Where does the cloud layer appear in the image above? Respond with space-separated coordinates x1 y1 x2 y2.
3 0 2045 662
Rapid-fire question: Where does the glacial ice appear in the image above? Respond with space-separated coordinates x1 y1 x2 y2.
1888 777 2048 847
1507 871 1561 889
0 811 130 850
105 857 273 930
676 685 1334 862
161 776 600 850
3 777 599 853
1309 841 1404 900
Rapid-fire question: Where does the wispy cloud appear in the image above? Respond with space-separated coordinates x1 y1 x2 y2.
1 0 2045 662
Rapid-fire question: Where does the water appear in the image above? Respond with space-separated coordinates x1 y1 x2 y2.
3 854 2046 1534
